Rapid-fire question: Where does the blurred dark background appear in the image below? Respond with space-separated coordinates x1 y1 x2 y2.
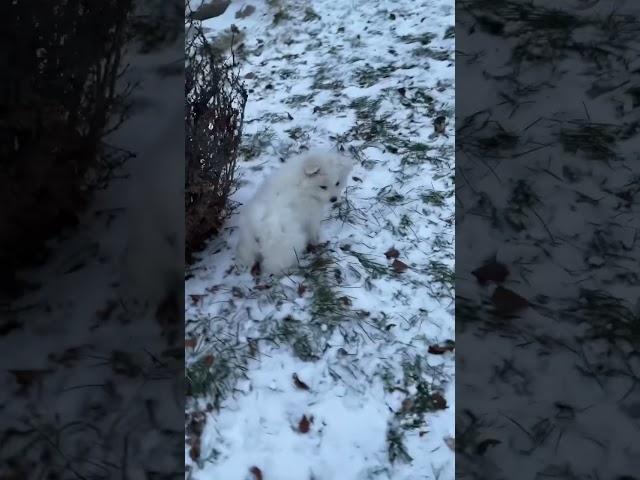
0 1 185 478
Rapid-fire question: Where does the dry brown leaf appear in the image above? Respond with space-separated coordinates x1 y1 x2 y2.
428 340 455 355
189 294 204 306
430 392 447 410
298 414 312 433
392 259 409 273
472 261 509 285
385 247 400 259
492 286 529 316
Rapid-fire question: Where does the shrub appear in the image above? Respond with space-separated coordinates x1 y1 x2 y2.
185 13 247 263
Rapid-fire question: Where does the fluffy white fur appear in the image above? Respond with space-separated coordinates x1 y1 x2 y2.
236 150 353 275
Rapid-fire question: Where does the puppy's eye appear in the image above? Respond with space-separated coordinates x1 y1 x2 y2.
320 186 328 190
335 181 340 186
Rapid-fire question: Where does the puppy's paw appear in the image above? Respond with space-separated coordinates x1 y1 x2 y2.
250 261 261 277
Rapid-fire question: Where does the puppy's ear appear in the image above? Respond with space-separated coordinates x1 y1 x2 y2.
303 157 322 177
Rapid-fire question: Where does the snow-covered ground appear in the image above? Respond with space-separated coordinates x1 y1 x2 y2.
185 1 455 479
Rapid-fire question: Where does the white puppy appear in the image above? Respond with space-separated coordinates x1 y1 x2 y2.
236 150 353 275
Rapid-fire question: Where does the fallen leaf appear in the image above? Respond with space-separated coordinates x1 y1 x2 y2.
297 283 307 296
392 259 409 273
293 373 310 390
189 294 204 306
430 392 447 410
492 286 528 316
185 338 197 349
385 247 400 259
472 261 509 285
298 414 312 433
428 340 455 355
249 466 263 480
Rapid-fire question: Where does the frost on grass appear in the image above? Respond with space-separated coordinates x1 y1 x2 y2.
185 0 454 478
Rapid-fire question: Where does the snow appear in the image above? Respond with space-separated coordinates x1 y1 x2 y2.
186 0 455 479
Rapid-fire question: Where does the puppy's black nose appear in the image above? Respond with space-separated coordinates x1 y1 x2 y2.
330 196 337 203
